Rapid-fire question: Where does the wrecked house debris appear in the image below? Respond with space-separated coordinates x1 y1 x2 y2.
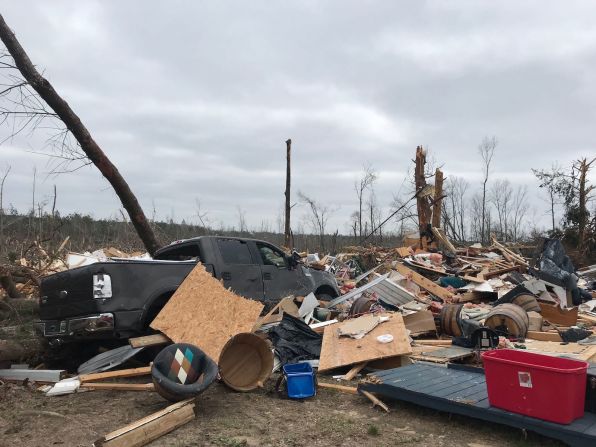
1 147 596 447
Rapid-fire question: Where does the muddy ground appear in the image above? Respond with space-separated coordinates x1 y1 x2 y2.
0 374 564 447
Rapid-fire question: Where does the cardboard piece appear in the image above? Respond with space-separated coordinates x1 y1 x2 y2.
527 311 543 332
403 310 436 337
338 315 383 339
539 302 578 326
150 264 263 361
318 313 412 372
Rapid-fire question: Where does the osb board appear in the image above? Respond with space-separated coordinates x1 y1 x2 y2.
318 313 412 372
150 264 264 361
409 346 474 364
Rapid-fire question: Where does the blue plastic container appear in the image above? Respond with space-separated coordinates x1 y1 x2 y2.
283 362 316 399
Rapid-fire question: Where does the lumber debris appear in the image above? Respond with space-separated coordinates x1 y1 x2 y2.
81 383 155 391
79 366 152 383
93 399 196 447
360 390 390 413
317 383 358 394
128 334 171 348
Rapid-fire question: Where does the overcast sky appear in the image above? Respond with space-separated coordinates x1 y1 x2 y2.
1 1 595 237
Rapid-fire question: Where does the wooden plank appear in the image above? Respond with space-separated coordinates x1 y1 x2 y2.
394 263 453 301
318 313 412 372
343 362 367 381
539 302 578 326
520 340 596 362
80 366 152 383
150 264 263 362
396 247 411 257
129 334 171 348
82 383 155 391
94 399 195 447
317 383 358 394
413 339 452 346
526 331 562 342
482 265 523 279
361 390 390 412
410 346 474 364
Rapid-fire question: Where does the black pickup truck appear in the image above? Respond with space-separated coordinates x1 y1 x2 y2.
35 236 339 346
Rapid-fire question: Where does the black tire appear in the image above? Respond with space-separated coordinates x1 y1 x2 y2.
315 293 333 302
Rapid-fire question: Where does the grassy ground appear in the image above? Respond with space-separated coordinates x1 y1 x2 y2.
0 375 565 447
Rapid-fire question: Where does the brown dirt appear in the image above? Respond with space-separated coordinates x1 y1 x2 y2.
0 376 564 447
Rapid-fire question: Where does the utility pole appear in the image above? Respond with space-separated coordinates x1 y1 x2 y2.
284 139 292 248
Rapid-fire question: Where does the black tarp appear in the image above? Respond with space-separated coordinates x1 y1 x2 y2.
268 313 322 365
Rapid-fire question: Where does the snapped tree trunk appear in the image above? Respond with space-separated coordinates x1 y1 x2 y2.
431 168 444 229
284 139 291 248
0 15 160 255
415 146 432 248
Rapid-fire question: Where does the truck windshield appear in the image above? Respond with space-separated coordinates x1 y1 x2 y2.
154 244 201 261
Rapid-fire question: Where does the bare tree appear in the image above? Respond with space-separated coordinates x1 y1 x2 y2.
194 199 210 230
354 164 377 238
490 179 513 241
478 136 497 244
442 176 469 242
0 14 160 255
298 191 334 251
532 164 563 233
511 185 528 242
236 206 248 234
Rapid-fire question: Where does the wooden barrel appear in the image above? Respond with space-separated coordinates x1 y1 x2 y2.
484 303 529 338
219 332 274 392
511 293 541 313
440 304 464 336
349 295 376 316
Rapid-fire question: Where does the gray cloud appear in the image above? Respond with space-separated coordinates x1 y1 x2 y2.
1 1 595 237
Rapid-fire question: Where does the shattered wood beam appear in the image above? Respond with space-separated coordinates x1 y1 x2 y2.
431 168 444 229
360 390 390 413
93 399 196 447
394 263 453 301
0 15 160 256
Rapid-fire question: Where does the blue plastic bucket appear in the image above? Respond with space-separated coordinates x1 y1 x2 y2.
283 363 316 399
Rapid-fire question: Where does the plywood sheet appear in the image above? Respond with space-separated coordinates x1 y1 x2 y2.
150 264 263 361
318 313 412 372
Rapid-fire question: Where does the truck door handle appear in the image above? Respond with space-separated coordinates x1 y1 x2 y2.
222 272 231 280
263 273 272 280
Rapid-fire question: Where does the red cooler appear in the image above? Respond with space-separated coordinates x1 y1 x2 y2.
482 349 588 424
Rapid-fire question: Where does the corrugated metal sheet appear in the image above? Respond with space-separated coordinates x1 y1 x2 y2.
370 278 416 307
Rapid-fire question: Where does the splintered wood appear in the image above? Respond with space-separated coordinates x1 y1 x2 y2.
318 313 412 372
150 264 263 361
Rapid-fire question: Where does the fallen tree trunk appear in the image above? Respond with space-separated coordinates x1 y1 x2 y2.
0 14 160 256
0 338 44 362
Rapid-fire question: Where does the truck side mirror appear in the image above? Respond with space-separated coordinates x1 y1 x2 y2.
286 254 298 269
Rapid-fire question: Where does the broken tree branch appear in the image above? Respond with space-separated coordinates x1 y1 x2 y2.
0 15 160 255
